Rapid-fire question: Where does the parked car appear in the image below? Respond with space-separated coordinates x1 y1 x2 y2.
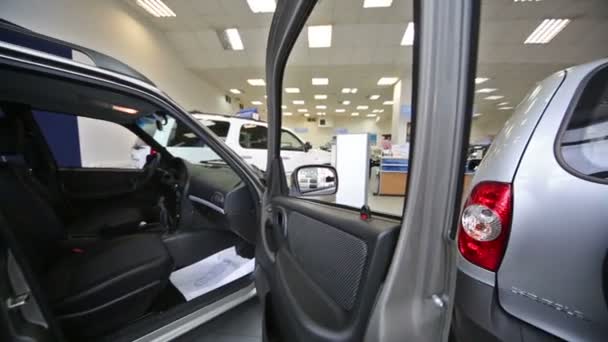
133 112 331 175
453 59 608 341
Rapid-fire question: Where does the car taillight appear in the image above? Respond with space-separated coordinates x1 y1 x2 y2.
458 181 512 272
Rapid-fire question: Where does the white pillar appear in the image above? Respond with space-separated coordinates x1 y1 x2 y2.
391 79 412 145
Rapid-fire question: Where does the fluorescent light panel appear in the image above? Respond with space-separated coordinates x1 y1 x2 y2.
497 102 509 106
475 77 489 84
281 105 287 109
316 105 327 109
314 94 327 100
383 100 393 105
293 100 305 105
363 0 393 8
498 106 514 110
351 112 360 116
525 18 571 44
229 88 242 94
484 95 505 100
247 79 265 86
341 100 351 105
308 25 332 48
377 77 399 86
312 78 329 85
251 101 263 105
401 22 414 46
473 113 483 117
246 0 276 13
136 0 176 17
357 105 369 110
297 108 308 112
476 88 497 93
304 113 310 117
285 88 300 93
369 95 380 100
341 88 358 94
224 28 244 50
283 112 293 116
366 114 377 117
335 109 345 113
317 112 326 116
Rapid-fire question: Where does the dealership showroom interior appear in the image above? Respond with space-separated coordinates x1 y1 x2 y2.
1 0 608 341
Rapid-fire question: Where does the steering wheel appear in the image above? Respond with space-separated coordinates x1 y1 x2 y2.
133 153 161 189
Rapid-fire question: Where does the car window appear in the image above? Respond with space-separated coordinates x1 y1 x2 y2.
559 66 608 180
203 120 230 139
239 124 268 149
34 111 145 169
281 130 305 151
168 120 204 147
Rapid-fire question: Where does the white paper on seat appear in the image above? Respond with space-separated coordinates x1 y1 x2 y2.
169 247 254 301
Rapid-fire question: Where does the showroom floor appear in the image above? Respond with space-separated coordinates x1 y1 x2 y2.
175 299 262 342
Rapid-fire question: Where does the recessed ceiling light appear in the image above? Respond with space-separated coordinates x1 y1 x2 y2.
383 100 394 105
475 77 489 84
283 112 293 116
498 106 514 110
400 22 415 46
297 108 308 112
366 114 377 118
377 77 399 86
136 0 176 17
476 88 497 93
484 95 505 100
229 88 242 94
317 112 326 116
312 78 329 85
341 100 351 105
251 100 263 105
221 28 244 50
363 0 393 8
308 25 332 48
352 88 358 94
314 94 327 100
293 100 305 105
357 105 369 110
246 0 276 13
341 88 358 94
351 112 360 116
376 116 381 122
285 87 300 93
264 95 268 98
473 113 483 117
372 109 384 113
497 102 509 106
524 18 571 44
247 79 265 86
316 105 327 109
336 109 345 113
304 113 310 117
369 95 381 100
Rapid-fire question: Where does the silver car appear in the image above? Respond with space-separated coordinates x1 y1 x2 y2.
453 59 608 341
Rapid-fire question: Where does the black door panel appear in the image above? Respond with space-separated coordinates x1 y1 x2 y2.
259 196 399 342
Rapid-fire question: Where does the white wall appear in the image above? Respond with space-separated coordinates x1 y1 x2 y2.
282 115 392 147
0 0 236 114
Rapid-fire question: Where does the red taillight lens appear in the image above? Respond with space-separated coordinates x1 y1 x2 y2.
458 182 512 272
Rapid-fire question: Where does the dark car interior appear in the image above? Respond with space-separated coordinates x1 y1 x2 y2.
0 67 258 340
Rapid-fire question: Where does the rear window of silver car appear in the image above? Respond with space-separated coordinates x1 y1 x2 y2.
559 66 608 181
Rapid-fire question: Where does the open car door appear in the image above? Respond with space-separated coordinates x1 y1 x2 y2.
254 0 481 341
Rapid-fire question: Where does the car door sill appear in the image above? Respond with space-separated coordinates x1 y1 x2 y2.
132 283 256 342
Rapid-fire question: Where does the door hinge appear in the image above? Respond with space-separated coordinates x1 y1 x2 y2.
6 292 30 309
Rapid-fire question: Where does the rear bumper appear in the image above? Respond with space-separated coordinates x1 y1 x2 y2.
452 270 560 342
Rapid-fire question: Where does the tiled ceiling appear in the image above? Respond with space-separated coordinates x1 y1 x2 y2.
124 0 608 130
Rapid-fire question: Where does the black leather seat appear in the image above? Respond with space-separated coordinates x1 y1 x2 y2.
0 115 173 338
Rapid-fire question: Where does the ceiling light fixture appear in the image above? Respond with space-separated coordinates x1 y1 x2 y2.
308 25 332 48
298 108 308 112
369 95 381 100
383 100 394 105
363 0 393 8
317 112 326 116
283 112 293 116
229 88 242 94
314 94 327 100
336 109 345 113
372 109 384 113
475 77 489 84
304 113 310 117
341 100 351 105
498 106 514 110
357 105 369 110
473 113 483 117
341 88 358 94
400 22 415 46
136 0 176 17
351 112 360 116
484 95 505 100
497 102 509 106
316 105 327 109
293 100 305 105
312 78 329 85
247 79 265 86
366 114 377 118
476 88 497 93
524 18 571 44
251 100 263 105
377 77 399 86
285 88 300 93
221 28 244 50
246 0 276 13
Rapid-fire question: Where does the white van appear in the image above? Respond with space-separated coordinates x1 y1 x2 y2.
134 112 331 175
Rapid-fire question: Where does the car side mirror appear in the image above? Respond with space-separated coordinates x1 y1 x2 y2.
290 165 338 196
304 141 312 152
